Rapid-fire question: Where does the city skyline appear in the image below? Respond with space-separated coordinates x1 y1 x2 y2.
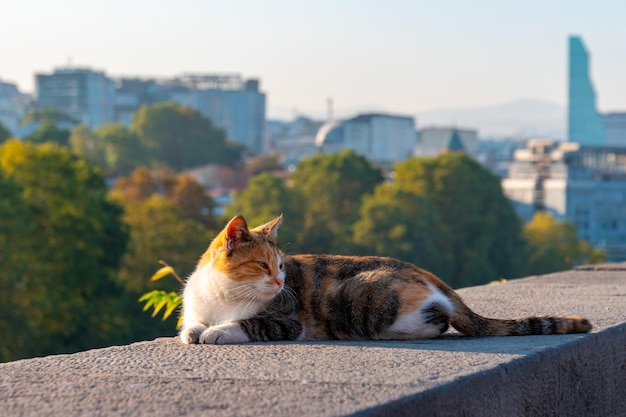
1 1 625 121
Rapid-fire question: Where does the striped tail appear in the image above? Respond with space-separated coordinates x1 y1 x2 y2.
448 296 592 336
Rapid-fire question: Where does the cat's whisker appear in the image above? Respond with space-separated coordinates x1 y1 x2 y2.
279 286 298 307
232 293 263 318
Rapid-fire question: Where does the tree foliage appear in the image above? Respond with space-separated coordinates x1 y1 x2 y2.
70 124 149 177
112 167 217 229
0 140 128 361
69 102 247 177
111 194 210 341
23 120 71 147
247 154 285 176
289 150 384 253
21 107 78 127
226 150 383 254
226 172 297 248
0 120 11 143
113 195 209 295
353 184 450 275
0 171 37 360
523 211 607 274
109 167 218 341
394 153 526 287
130 101 245 170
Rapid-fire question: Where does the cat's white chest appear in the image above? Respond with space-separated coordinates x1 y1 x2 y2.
182 265 262 327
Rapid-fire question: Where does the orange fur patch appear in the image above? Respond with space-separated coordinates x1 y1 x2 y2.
395 282 432 316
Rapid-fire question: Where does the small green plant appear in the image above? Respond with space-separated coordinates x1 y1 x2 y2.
139 260 184 328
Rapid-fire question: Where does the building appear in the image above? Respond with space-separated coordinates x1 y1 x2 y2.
189 76 265 154
114 74 266 154
443 129 465 153
502 139 626 260
0 80 31 135
114 78 172 126
476 139 527 178
315 113 417 164
267 116 324 167
36 68 116 128
568 36 606 145
417 127 478 158
602 113 626 147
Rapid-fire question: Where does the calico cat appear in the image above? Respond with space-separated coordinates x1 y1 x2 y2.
180 215 592 344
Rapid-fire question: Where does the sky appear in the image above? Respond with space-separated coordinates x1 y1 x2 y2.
1 0 625 120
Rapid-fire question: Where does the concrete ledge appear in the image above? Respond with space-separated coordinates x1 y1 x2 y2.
2 266 625 416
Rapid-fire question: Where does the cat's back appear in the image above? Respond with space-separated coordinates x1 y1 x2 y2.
285 253 431 283
283 253 447 299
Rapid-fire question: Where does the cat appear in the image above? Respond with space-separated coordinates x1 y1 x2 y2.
179 214 592 344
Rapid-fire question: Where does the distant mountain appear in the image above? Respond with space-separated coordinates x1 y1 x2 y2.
268 98 566 140
418 99 566 140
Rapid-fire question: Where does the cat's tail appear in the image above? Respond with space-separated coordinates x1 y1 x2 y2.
446 291 592 336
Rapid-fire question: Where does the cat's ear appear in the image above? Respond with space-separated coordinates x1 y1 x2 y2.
224 215 252 250
251 214 283 240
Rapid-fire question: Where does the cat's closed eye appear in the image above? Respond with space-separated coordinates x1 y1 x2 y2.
257 261 270 272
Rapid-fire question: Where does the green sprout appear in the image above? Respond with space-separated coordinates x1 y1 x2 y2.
138 260 184 328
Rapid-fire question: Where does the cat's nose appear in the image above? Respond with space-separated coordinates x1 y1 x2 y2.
272 276 284 288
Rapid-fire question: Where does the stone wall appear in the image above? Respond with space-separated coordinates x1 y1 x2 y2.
2 265 625 416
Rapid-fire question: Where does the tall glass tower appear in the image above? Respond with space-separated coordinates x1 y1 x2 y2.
568 36 606 145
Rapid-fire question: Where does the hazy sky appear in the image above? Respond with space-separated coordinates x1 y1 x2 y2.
1 0 625 119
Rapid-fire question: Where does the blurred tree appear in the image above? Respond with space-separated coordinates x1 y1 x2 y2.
395 153 525 287
130 101 245 170
523 211 607 275
21 107 78 126
112 166 159 201
69 124 106 167
112 167 216 228
23 120 71 147
353 184 451 277
0 140 128 361
169 173 218 229
0 120 11 143
0 171 37 361
70 124 149 177
225 172 297 248
289 150 384 253
247 154 284 176
95 123 148 176
112 195 209 341
110 167 220 340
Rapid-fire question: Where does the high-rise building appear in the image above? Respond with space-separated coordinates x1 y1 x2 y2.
0 80 32 135
315 113 417 164
36 68 116 128
602 113 626 147
114 74 266 154
267 116 324 166
114 78 172 127
502 139 626 261
188 75 266 154
568 36 606 145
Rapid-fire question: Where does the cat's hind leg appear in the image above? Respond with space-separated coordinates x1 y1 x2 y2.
383 287 453 340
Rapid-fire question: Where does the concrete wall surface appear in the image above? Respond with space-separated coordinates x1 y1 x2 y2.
1 265 625 417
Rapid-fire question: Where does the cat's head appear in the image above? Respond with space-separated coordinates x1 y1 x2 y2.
200 214 285 301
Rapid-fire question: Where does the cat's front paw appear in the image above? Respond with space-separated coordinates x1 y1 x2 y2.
199 322 250 345
180 323 208 344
